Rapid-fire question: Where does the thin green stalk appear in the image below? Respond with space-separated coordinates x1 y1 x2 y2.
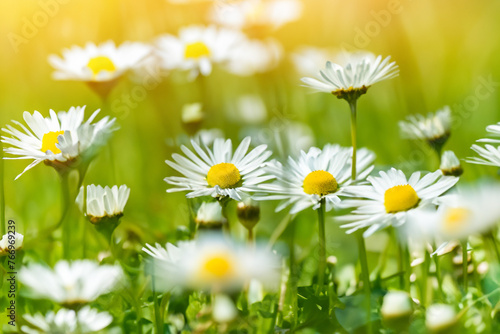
0 140 5 236
152 266 163 334
348 100 358 180
356 231 372 334
316 199 326 295
488 231 500 263
421 248 431 307
248 228 254 244
394 231 405 289
289 218 297 329
60 173 71 259
432 250 444 301
462 240 468 294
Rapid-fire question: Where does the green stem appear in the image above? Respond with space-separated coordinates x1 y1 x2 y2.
462 240 468 294
433 252 444 301
488 231 500 263
348 100 358 180
248 228 254 244
60 173 71 259
316 199 326 295
403 244 411 292
421 248 431 307
289 218 297 329
356 231 372 333
152 269 163 334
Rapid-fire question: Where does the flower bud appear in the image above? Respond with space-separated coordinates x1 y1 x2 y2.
181 103 204 135
196 202 226 230
381 291 413 330
440 151 463 177
0 232 24 256
236 199 260 230
426 304 458 333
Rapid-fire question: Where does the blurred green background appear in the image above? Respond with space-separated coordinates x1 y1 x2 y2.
1 0 500 265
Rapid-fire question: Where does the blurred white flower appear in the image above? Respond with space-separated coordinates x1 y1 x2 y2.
19 260 123 307
301 51 399 99
193 128 225 147
48 41 151 82
256 144 375 214
225 94 268 124
196 202 226 227
440 151 463 176
182 103 204 124
76 185 130 222
339 168 459 237
1 106 116 179
291 46 337 77
144 236 281 292
225 38 282 76
467 121 500 167
381 290 413 320
406 183 500 242
209 0 302 31
212 294 238 323
426 304 457 333
165 137 273 201
22 307 113 334
399 106 451 146
0 232 24 256
156 25 245 79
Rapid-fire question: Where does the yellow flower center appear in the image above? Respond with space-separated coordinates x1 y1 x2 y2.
384 185 420 213
207 163 241 189
443 207 470 233
184 41 211 59
202 254 232 278
303 170 338 196
41 131 64 154
87 56 116 76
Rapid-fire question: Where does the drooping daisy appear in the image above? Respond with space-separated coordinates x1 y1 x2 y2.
76 185 130 223
209 0 302 33
2 106 116 179
19 260 123 307
467 121 500 167
224 38 282 76
406 184 500 242
0 232 24 256
301 51 399 100
399 106 452 153
48 41 152 82
22 307 113 334
440 151 463 176
165 137 273 201
256 144 375 214
144 236 280 292
339 168 459 237
156 25 245 79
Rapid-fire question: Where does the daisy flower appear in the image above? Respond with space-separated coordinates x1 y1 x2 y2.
48 41 152 82
165 137 273 201
22 307 113 334
440 151 463 176
224 38 282 76
144 236 280 292
399 106 451 153
2 106 116 179
209 0 302 32
256 144 375 214
156 25 245 79
19 260 123 308
0 232 24 256
77 185 130 223
339 168 459 237
406 184 500 242
467 122 500 167
301 51 399 100
291 46 337 77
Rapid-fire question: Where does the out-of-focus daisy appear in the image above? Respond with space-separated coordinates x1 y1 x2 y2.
301 51 399 100
19 260 123 307
22 307 113 334
0 232 24 256
225 38 282 76
339 168 459 237
256 145 375 214
143 240 193 264
77 185 130 223
225 94 267 125
291 46 337 77
399 106 452 154
156 25 245 79
209 0 302 33
48 41 151 82
425 304 458 333
467 122 500 167
196 201 226 229
165 137 273 201
212 294 238 323
381 291 414 327
193 128 225 147
2 106 116 179
406 184 500 242
144 236 280 292
440 151 463 176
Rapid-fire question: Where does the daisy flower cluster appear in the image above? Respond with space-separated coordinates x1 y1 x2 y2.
3 1 500 334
